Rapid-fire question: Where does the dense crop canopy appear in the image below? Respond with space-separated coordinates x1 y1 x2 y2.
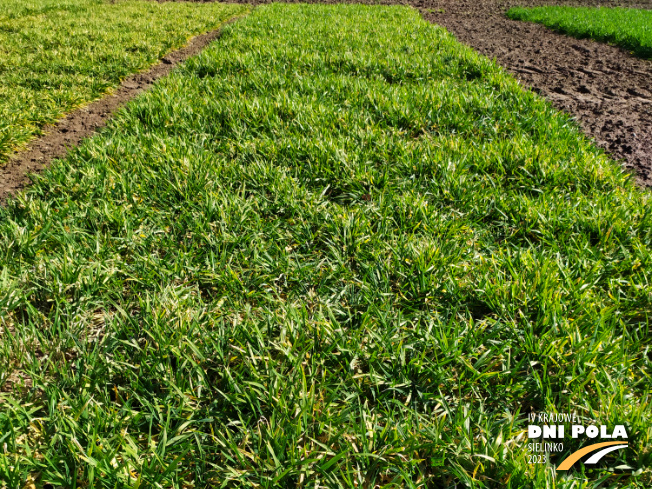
0 4 650 488
0 0 246 165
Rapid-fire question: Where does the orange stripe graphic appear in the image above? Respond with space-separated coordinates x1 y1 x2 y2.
557 441 628 471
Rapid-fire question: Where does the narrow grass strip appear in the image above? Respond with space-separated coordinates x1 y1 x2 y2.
507 6 652 59
0 0 247 165
0 4 650 488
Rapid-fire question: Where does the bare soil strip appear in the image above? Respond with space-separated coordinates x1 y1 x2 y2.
0 26 232 201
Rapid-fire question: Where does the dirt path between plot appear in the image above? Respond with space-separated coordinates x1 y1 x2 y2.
0 25 235 202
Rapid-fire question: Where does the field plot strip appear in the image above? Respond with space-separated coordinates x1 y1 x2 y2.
0 0 247 171
425 0 652 186
0 23 243 201
1 4 650 487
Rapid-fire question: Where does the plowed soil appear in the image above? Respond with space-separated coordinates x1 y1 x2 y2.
3 0 652 196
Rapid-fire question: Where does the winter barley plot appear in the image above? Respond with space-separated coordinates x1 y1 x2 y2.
0 0 247 165
0 3 651 488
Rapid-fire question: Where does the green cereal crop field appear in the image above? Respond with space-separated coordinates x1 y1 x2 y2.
507 6 652 59
0 2 650 488
0 0 247 165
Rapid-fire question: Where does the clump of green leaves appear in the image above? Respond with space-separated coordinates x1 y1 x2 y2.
507 6 652 59
0 4 650 488
0 0 247 165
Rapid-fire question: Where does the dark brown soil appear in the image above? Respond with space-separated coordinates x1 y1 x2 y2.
4 1 652 194
0 25 234 201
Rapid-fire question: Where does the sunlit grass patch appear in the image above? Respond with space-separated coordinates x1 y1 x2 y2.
0 0 247 165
